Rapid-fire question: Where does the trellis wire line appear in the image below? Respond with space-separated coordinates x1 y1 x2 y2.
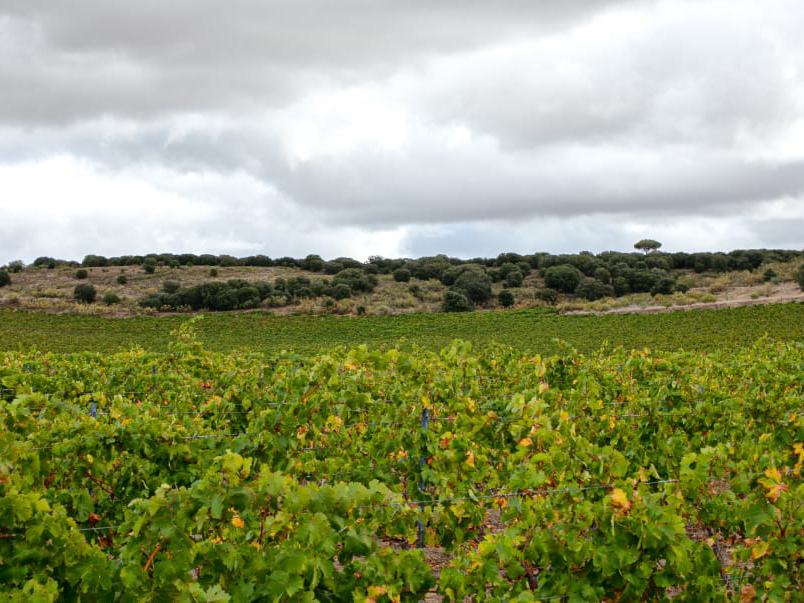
363 479 683 510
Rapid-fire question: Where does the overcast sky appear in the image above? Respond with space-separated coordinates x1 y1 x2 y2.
2 0 803 264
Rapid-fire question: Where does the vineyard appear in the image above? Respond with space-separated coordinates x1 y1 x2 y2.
2 320 804 601
2 302 804 355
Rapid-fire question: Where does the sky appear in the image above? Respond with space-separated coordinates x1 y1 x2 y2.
1 0 803 264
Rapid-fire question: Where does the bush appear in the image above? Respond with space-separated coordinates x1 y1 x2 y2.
209 268 218 277
7 260 24 273
115 275 127 285
453 267 493 304
301 254 324 272
498 289 515 308
504 270 524 288
544 264 583 293
73 284 97 304
162 280 180 294
442 290 473 312
393 268 411 282
612 276 630 296
593 267 611 284
75 269 88 280
574 278 613 301
143 262 156 274
795 264 804 291
0 270 10 287
650 277 676 296
497 262 518 279
535 288 559 305
762 268 777 283
102 292 121 305
330 283 352 300
235 286 261 309
516 261 532 277
323 261 344 275
333 268 377 293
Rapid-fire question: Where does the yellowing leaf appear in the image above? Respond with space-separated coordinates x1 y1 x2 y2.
231 515 245 529
539 382 549 394
751 540 770 560
518 438 533 448
465 449 475 468
609 488 631 512
764 467 782 483
765 482 788 502
367 585 387 598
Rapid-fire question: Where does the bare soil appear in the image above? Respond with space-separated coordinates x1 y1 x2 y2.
567 281 804 316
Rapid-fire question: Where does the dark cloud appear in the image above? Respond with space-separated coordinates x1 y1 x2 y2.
0 0 630 123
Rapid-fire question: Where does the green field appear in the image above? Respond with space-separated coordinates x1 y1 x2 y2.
1 302 803 355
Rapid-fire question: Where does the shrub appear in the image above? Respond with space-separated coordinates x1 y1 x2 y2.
323 261 344 275
7 260 24 273
535 288 559 305
75 269 88 280
626 269 661 293
102 292 121 305
209 268 218 277
498 289 515 308
330 283 352 300
612 276 630 296
762 268 777 283
795 264 804 291
442 290 473 312
574 278 613 301
162 280 180 294
497 262 519 279
393 268 411 282
333 268 377 293
593 267 611 284
356 305 366 315
650 277 676 296
73 284 97 303
117 275 127 285
235 286 261 309
516 261 532 277
544 264 583 293
453 267 493 304
143 262 156 274
504 270 524 288
301 254 324 272
0 270 10 287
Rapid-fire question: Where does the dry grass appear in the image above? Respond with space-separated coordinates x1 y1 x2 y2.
2 262 801 317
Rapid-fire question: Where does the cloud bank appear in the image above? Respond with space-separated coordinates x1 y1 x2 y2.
1 0 803 262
